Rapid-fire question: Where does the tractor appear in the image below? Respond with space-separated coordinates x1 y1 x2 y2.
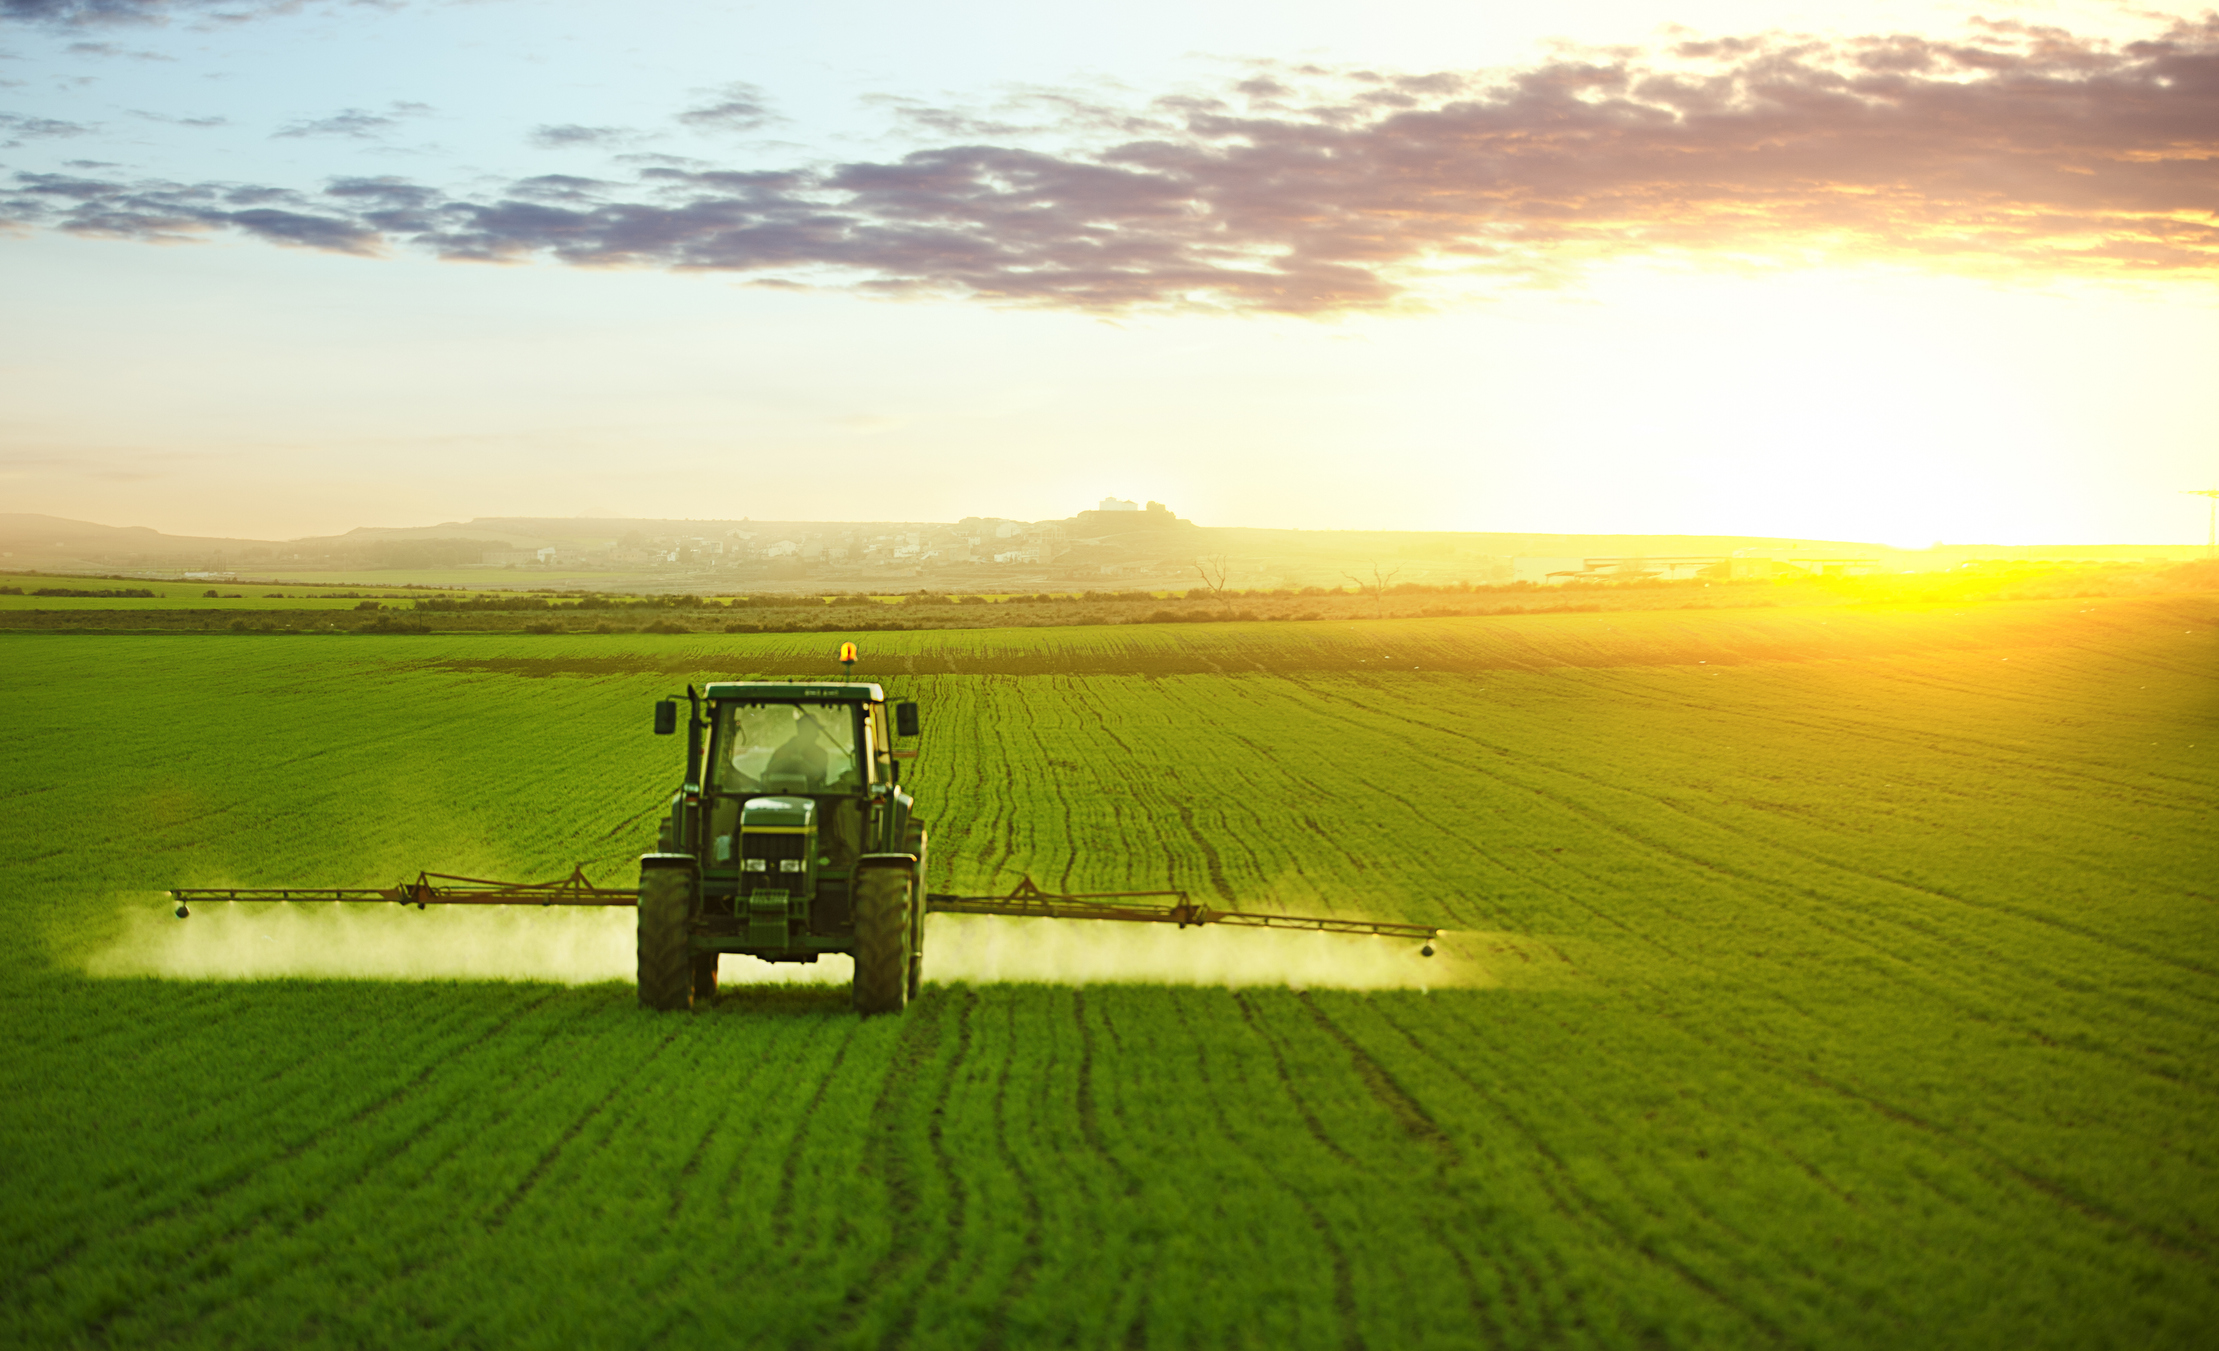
640 679 925 1014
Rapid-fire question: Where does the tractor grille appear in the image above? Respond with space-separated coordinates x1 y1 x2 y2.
739 832 808 879
740 831 810 945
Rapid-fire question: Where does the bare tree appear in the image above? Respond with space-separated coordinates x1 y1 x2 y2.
1340 561 1403 619
1191 554 1233 600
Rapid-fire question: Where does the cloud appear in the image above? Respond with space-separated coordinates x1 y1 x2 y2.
529 123 628 149
273 108 393 139
1 170 382 250
676 83 774 134
3 0 345 26
272 101 427 140
1 110 92 144
65 39 169 56
8 18 2218 313
130 107 225 125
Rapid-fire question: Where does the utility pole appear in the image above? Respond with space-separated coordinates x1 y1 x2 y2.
2189 490 2219 557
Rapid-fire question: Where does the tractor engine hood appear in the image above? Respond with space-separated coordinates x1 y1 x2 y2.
738 795 816 947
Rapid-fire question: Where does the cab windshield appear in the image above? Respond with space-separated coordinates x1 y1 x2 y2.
715 703 861 794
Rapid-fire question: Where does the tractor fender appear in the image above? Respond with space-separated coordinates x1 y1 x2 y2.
857 852 922 905
637 853 700 915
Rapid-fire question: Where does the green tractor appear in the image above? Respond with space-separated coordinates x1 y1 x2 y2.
641 680 925 1015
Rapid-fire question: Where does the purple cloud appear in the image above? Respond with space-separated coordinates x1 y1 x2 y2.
676 84 775 134
6 0 332 25
7 18 2216 313
530 124 629 149
1 110 95 145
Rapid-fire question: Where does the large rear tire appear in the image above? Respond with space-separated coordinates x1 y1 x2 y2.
638 868 694 1011
852 867 910 1016
902 819 928 1001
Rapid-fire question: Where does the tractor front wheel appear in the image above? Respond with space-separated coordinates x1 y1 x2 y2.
852 868 910 1016
637 868 694 1011
691 952 719 1003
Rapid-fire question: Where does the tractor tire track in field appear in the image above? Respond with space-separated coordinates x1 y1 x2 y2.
1499 999 1882 1327
1288 992 1511 1343
1234 992 1502 1349
1231 991 1363 1170
117 990 563 1236
1366 996 1791 1345
1169 990 1364 1351
1296 992 1461 1170
1375 658 2213 928
217 993 624 1237
1590 973 2217 1295
484 1027 683 1230
1512 721 2219 995
1071 990 1142 1196
665 1012 815 1224
762 1020 864 1247
873 990 979 1350
1502 969 2190 1306
976 1000 1048 1351
1767 1037 2214 1267
9 986 395 1239
810 991 973 1347
1172 798 1237 904
77 990 575 1339
1322 673 2219 1077
1522 766 2219 1097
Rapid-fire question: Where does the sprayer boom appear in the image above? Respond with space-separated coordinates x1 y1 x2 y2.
170 871 1440 944
923 877 1443 942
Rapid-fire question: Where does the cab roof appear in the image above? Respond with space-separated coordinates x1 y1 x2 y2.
702 681 884 702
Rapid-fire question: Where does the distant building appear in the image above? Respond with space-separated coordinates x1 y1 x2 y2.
1099 497 1139 512
1513 557 1587 585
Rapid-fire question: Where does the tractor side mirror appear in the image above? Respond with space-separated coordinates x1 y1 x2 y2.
654 700 678 735
895 701 919 738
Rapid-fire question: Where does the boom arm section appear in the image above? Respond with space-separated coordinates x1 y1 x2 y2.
169 867 636 917
924 877 1442 943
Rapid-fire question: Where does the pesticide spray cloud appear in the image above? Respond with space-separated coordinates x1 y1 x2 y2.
91 901 693 985
88 903 1535 990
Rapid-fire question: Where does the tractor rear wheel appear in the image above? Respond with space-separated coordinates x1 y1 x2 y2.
902 819 928 1001
852 867 910 1015
691 952 719 1002
637 868 694 1011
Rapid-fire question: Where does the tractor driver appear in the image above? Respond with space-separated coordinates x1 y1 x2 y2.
765 713 833 789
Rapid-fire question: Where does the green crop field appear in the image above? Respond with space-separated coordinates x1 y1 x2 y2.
2 595 2213 1348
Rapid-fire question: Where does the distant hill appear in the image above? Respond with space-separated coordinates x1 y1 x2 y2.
1 511 2199 587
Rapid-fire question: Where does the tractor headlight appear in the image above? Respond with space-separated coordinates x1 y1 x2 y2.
742 858 768 873
779 859 805 873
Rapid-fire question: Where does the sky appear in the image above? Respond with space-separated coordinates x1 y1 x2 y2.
1 0 2214 546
